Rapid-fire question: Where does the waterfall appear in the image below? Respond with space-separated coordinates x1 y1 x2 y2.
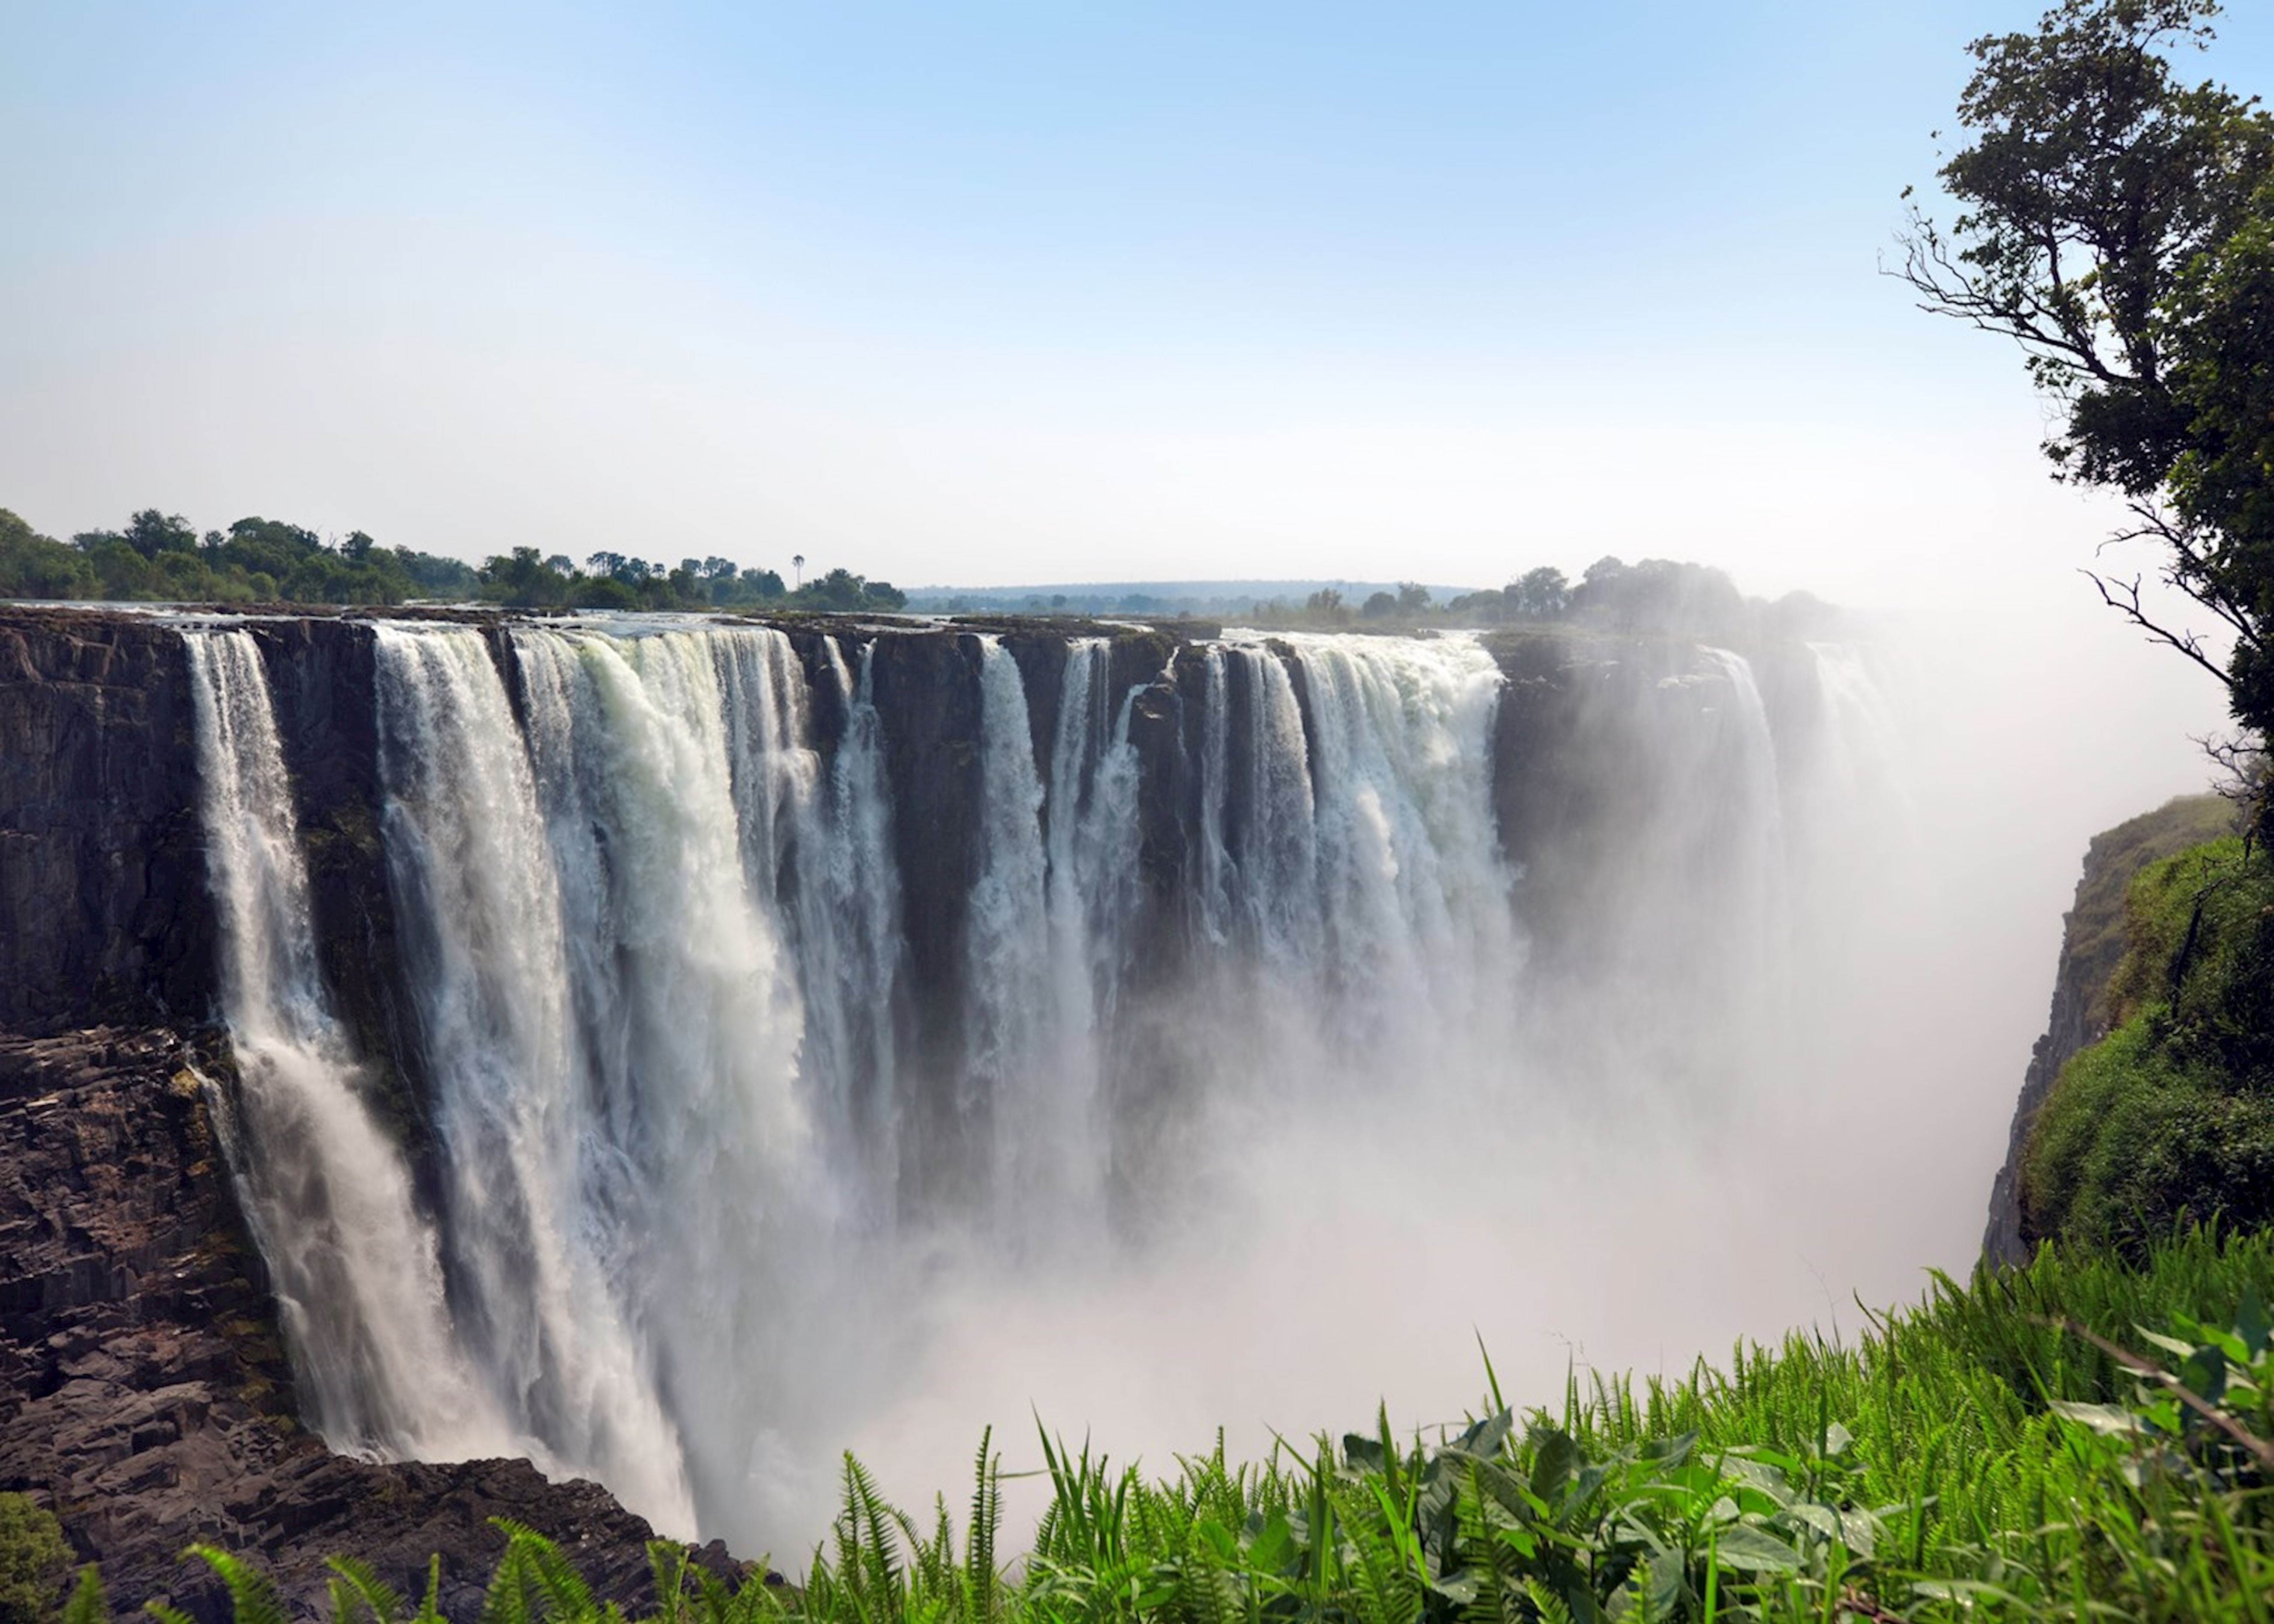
1189 634 1513 1080
371 623 696 1533
1806 642 1912 819
1197 643 1322 970
183 628 508 1460
797 637 905 1225
962 634 1120 1239
182 613 1861 1552
1698 645 1791 991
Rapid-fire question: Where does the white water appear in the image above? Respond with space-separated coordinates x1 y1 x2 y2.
1700 644 1792 1004
184 628 511 1460
192 618 1924 1552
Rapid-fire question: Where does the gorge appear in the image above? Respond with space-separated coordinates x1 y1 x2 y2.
3 604 1938 1609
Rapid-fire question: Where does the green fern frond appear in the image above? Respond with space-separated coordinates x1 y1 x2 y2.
324 1555 406 1624
63 1567 108 1624
179 1544 288 1624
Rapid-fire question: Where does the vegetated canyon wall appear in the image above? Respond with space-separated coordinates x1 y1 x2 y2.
0 605 1833 1615
1980 792 2241 1266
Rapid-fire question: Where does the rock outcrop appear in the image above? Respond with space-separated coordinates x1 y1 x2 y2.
1981 793 2240 1265
0 1028 745 1622
0 612 211 1033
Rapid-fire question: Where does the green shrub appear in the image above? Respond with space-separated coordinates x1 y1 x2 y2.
0 1495 69 1624
2024 836 2274 1250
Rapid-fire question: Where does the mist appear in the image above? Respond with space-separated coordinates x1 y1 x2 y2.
162 561 2229 1561
699 583 2231 1552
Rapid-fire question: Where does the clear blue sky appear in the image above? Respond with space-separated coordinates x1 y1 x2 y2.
3 1 2270 603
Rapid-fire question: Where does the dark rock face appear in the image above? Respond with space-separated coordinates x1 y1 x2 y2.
1981 794 2240 1265
0 1029 743 1622
0 613 212 1032
246 620 434 1168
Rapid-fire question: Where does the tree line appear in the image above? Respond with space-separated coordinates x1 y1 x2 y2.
0 507 905 614
1251 556 1830 638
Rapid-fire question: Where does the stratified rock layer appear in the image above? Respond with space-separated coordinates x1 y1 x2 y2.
0 1029 743 1622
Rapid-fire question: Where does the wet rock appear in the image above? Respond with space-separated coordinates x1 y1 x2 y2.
0 1029 750 1623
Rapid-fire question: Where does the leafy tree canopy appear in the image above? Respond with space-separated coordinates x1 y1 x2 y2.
1902 0 2274 734
0 504 897 616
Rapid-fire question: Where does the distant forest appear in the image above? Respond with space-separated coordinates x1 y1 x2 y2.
928 560 1833 638
1 506 1828 635
0 507 907 614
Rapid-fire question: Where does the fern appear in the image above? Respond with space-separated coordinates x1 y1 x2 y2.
962 1428 1001 1624
62 1567 106 1624
324 1556 405 1624
645 1544 689 1624
178 1545 287 1624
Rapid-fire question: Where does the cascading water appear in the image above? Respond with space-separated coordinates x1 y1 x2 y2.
189 613 1907 1552
796 638 905 1227
371 623 696 1533
184 628 510 1460
1699 645 1792 996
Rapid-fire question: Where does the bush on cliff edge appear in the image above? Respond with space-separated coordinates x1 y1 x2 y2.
2025 834 2274 1250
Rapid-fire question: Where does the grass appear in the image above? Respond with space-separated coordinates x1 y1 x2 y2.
40 1227 2274 1623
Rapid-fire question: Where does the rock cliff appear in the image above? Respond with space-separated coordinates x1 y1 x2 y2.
0 1027 745 1622
1981 793 2239 1265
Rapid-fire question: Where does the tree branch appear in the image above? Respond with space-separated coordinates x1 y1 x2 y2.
2082 568 2236 690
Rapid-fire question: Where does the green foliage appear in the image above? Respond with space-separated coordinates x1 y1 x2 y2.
0 502 908 615
473 549 901 614
0 1496 69 1624
1903 0 2274 734
2057 795 2239 1029
2025 836 2274 1246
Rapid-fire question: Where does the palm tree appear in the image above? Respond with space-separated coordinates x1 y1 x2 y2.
792 553 805 591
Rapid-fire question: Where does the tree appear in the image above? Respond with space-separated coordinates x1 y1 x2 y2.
122 508 197 559
1508 565 1570 620
1900 0 2274 733
1396 581 1431 612
0 1492 68 1624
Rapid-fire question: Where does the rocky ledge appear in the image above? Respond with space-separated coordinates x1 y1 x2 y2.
0 1028 747 1621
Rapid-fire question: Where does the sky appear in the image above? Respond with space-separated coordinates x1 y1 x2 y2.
4 0 2269 608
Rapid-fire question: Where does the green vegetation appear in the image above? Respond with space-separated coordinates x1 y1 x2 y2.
37 1232 2274 1622
472 547 906 615
2026 833 2274 1249
0 507 905 614
0 1495 68 1624
0 508 479 606
1902 0 2274 736
2047 795 2239 1033
1240 559 1834 640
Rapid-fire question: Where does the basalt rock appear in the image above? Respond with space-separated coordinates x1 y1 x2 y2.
0 1028 747 1623
0 613 211 1032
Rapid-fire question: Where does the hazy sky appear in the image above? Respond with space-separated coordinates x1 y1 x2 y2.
4 1 2270 606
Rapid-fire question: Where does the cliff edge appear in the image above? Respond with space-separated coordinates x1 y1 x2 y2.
1981 793 2238 1266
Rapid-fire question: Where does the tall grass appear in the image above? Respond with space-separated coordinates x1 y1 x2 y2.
56 1228 2274 1623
